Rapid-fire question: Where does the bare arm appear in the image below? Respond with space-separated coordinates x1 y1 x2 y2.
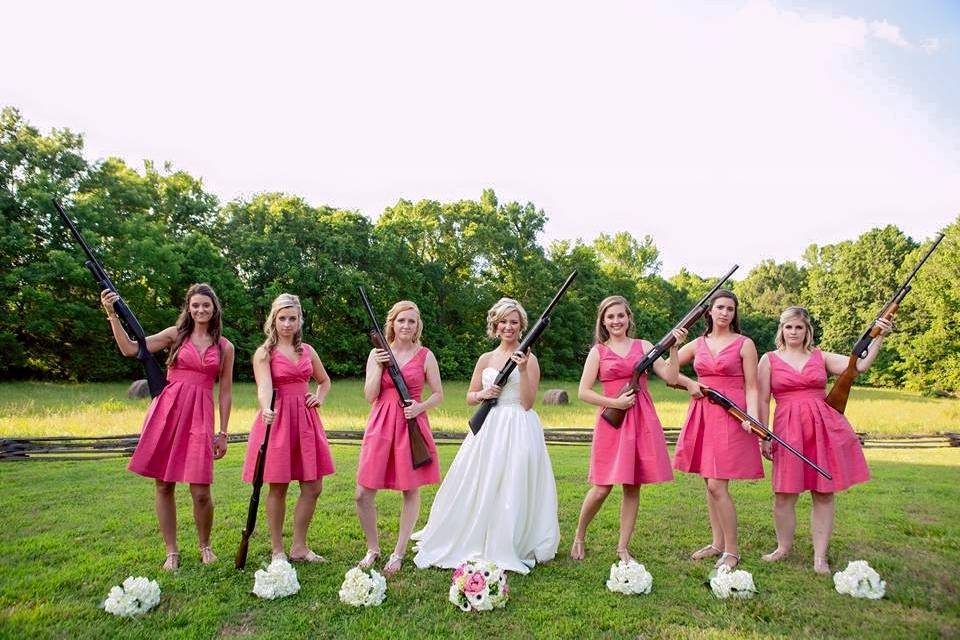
757 354 773 461
363 348 385 404
577 345 636 410
652 328 688 385
213 340 235 459
741 338 760 417
403 350 445 419
305 347 331 408
515 351 539 411
252 347 276 425
823 318 893 376
100 290 175 356
466 353 499 405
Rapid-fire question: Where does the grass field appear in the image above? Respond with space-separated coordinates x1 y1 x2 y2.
1 380 957 438
1 443 958 639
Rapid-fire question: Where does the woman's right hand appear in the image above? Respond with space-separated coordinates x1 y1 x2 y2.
761 440 774 461
373 349 391 366
262 407 276 426
613 388 636 410
686 380 704 398
100 289 119 315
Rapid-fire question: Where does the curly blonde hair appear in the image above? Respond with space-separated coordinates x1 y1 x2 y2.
261 293 304 354
385 300 423 344
486 298 528 339
775 306 814 352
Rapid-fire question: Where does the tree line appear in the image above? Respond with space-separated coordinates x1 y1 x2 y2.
2 107 957 393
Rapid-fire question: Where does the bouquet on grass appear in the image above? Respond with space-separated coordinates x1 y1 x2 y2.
252 557 300 600
708 565 757 599
448 560 509 612
103 576 161 617
339 567 387 607
606 559 653 595
833 560 886 599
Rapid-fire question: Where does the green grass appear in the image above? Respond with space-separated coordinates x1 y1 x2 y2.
1 380 957 438
0 444 958 639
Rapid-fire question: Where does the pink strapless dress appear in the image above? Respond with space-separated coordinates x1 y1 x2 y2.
673 335 764 479
768 349 869 493
128 338 227 484
357 347 441 490
588 341 674 486
242 344 335 483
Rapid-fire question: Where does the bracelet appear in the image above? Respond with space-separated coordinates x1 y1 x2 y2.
106 314 117 321
215 432 228 438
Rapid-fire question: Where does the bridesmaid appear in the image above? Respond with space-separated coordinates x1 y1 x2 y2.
570 295 686 562
242 293 335 562
355 300 443 575
757 306 891 573
673 289 763 570
101 283 234 571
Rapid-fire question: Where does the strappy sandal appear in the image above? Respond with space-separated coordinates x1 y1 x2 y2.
357 549 380 569
383 553 404 576
690 544 722 560
162 551 180 572
289 549 326 564
813 557 831 575
199 545 217 565
569 538 585 561
616 547 635 564
761 547 790 562
715 551 740 570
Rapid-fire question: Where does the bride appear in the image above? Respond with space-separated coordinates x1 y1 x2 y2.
412 297 559 573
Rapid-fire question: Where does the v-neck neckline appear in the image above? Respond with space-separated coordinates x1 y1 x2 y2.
704 335 740 360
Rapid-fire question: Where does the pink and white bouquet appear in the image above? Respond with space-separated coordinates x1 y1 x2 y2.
448 560 509 612
833 560 886 599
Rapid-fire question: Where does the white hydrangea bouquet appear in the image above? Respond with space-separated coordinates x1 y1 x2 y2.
709 565 757 599
338 567 387 607
606 560 653 595
448 560 509 612
833 560 886 599
103 576 161 617
252 557 300 600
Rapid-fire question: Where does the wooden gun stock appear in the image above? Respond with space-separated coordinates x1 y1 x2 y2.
236 389 277 570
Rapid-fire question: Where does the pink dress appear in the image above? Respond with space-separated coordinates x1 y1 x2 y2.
768 349 870 493
128 338 227 484
357 347 441 490
242 344 335 483
673 335 764 479
588 341 674 486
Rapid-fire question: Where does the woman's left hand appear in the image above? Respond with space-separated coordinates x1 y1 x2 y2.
740 419 753 433
305 392 323 408
511 349 530 372
671 327 689 345
875 317 894 336
213 433 228 459
402 400 425 419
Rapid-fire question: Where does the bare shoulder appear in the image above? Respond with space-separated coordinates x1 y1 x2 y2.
253 346 270 363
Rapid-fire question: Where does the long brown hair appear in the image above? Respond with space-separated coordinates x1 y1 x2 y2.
261 293 304 354
594 295 636 344
167 283 223 368
702 289 740 337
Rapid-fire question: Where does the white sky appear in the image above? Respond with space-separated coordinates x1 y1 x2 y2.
3 0 956 275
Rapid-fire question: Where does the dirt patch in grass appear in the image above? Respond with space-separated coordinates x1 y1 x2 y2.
219 610 259 638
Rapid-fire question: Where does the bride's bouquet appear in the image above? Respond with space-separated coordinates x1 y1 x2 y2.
709 565 757 599
252 557 300 600
448 560 509 612
833 560 886 599
606 560 653 595
103 576 161 617
339 567 387 607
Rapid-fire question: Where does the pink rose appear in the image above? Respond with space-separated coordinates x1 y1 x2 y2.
452 564 465 580
464 573 486 595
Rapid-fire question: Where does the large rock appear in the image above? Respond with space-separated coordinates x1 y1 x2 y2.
542 389 569 405
127 379 151 399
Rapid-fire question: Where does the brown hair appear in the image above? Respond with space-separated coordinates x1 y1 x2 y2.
167 283 223 368
595 295 635 344
385 300 423 344
702 289 741 336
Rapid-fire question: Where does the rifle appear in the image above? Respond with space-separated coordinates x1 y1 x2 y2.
669 383 832 480
601 265 738 428
53 199 168 398
825 233 945 413
236 389 277 570
468 271 578 435
358 287 432 469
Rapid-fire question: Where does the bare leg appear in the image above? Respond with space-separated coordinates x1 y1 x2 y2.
706 478 739 568
190 483 216 564
354 485 381 562
571 485 613 560
811 491 835 574
692 478 725 559
763 492 798 561
155 480 179 569
384 489 421 575
290 479 323 558
617 484 640 561
266 483 289 557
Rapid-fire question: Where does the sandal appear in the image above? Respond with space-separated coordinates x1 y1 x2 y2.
690 544 722 561
383 553 404 576
289 549 326 564
199 545 217 565
162 551 180 572
761 547 790 562
570 538 585 561
715 551 740 570
357 549 380 569
616 547 635 564
813 557 831 575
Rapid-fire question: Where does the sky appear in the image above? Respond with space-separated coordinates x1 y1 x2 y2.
3 0 958 276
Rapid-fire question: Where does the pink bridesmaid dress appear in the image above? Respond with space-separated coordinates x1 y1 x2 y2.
768 349 869 493
588 341 674 486
357 347 440 490
242 344 335 483
673 335 764 479
128 338 227 484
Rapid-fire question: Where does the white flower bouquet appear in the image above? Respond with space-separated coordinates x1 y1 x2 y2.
103 576 161 617
709 565 757 599
252 557 300 600
606 560 653 595
338 567 387 607
448 560 509 612
833 560 886 599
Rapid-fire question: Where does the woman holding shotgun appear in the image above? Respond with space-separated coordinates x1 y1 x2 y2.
242 293 334 562
355 300 442 575
672 289 763 571
570 295 686 563
101 283 234 571
758 306 891 574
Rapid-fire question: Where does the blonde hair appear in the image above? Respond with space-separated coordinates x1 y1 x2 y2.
261 293 304 354
385 300 423 344
486 298 528 339
595 295 635 344
775 306 814 352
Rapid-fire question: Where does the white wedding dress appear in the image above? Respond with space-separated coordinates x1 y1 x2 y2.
412 367 560 574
